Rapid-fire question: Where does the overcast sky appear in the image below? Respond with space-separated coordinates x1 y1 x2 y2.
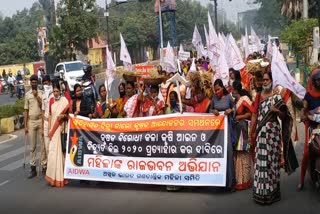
0 0 257 23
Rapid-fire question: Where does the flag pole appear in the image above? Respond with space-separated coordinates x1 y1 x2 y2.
158 0 164 67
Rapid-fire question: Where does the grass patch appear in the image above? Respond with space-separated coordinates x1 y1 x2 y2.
0 99 25 119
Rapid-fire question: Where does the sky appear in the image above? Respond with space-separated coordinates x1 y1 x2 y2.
0 0 257 23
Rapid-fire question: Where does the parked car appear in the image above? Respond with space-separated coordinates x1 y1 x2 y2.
54 61 84 93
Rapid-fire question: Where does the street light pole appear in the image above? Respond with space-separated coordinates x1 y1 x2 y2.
210 0 218 32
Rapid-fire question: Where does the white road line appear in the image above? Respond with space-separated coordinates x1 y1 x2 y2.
0 134 17 144
0 152 40 171
0 146 27 162
0 143 14 151
0 180 10 186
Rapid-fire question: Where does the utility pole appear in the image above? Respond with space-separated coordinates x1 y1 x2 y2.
213 0 218 32
105 0 110 49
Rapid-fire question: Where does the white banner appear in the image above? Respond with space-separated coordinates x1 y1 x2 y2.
178 51 191 61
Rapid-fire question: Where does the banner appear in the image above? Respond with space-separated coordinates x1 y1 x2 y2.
64 113 228 186
178 51 191 61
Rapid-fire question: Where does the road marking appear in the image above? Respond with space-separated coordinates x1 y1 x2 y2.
0 134 17 144
0 180 10 186
0 146 27 162
0 152 40 171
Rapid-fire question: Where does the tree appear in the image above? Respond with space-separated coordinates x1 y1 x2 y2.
251 0 288 36
281 18 318 64
0 3 44 65
53 0 99 60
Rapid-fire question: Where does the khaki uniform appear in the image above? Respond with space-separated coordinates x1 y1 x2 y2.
24 90 45 167
42 92 53 161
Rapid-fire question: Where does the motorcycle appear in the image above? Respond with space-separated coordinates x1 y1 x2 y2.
16 80 25 99
0 78 8 94
307 113 320 190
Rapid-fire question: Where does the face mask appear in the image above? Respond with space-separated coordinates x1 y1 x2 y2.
262 83 272 91
44 85 53 94
216 90 223 98
170 100 176 108
152 96 158 100
31 85 38 90
54 95 61 101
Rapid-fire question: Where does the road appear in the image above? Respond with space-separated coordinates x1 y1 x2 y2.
0 92 18 106
0 123 319 214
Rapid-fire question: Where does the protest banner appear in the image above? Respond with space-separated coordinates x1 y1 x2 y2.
178 51 191 61
64 113 228 186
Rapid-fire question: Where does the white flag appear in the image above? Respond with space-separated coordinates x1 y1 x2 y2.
204 25 209 49
165 42 176 73
266 35 273 59
120 33 132 71
216 50 230 86
226 34 245 70
244 27 250 58
251 27 262 52
179 44 184 53
189 58 197 72
192 25 205 57
106 46 115 91
207 12 220 68
271 47 306 99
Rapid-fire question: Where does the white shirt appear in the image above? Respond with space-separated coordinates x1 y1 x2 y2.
7 76 16 84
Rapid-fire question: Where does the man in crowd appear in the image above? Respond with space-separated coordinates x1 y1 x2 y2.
24 75 46 178
7 70 16 97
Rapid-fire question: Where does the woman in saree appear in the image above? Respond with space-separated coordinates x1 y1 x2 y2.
210 79 236 191
141 84 165 116
193 88 211 113
232 81 253 191
45 82 70 187
251 71 298 204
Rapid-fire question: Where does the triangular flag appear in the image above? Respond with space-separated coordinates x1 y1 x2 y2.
120 33 132 71
271 46 306 99
189 58 197 72
226 34 245 70
179 44 184 52
165 41 176 73
192 25 205 58
244 27 250 58
207 12 220 68
106 46 115 91
251 27 262 52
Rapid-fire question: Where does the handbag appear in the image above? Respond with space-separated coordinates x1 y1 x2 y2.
61 121 67 153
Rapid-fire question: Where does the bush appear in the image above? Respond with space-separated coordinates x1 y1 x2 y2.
0 99 25 119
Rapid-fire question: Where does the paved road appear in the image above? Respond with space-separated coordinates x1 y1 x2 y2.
0 123 319 214
0 92 18 106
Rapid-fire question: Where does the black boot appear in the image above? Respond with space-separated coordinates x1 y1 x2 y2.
28 166 37 179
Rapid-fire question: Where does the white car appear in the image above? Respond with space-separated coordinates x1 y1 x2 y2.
54 61 84 93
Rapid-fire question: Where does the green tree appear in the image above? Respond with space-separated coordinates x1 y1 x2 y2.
281 18 318 64
53 0 99 60
252 0 288 36
0 3 44 65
